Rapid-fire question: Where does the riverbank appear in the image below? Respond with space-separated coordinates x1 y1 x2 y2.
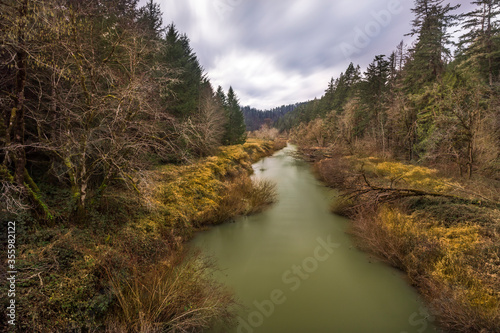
0 139 285 332
298 146 500 333
191 144 438 333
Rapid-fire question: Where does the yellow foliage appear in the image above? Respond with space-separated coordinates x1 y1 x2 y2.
343 155 500 329
429 225 482 253
375 204 499 317
377 205 417 237
142 140 276 230
351 157 458 192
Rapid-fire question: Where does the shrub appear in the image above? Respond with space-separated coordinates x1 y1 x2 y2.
197 176 277 225
249 124 280 140
349 204 500 332
106 251 237 333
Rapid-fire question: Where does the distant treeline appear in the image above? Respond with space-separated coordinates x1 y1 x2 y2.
242 103 305 131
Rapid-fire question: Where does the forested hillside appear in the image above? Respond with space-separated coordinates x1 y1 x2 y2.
0 0 247 220
242 103 304 131
283 0 500 180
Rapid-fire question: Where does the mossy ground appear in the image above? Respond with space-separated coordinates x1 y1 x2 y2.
0 139 283 332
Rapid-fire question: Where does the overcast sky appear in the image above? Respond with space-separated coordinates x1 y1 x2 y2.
144 0 472 110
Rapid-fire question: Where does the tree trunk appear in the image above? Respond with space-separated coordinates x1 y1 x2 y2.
467 140 474 179
487 4 493 87
13 0 28 186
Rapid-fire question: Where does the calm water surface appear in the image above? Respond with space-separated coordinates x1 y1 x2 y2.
191 144 439 333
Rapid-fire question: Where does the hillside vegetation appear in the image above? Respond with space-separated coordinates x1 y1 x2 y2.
0 139 283 332
311 154 500 332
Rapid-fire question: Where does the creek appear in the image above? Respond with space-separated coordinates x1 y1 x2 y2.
191 144 439 333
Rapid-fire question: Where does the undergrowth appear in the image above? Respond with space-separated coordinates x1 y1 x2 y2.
314 154 500 333
0 139 281 332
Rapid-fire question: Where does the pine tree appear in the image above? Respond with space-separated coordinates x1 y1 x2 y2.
330 63 361 112
138 0 164 38
405 0 460 87
361 55 391 148
162 24 205 118
216 85 227 107
364 55 390 100
319 77 337 115
223 87 246 145
458 0 500 86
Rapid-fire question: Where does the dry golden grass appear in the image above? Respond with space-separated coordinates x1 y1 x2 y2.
105 251 237 333
347 203 500 332
317 154 500 332
143 141 278 230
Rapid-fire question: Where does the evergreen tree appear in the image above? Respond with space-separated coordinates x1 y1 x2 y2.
399 1 461 159
138 0 164 38
162 24 205 118
216 85 227 107
361 55 391 147
458 0 500 86
363 55 390 106
405 0 460 87
223 87 246 145
330 63 361 112
323 78 337 109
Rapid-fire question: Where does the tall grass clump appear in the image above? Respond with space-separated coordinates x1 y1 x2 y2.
199 176 277 225
248 178 278 213
106 251 237 333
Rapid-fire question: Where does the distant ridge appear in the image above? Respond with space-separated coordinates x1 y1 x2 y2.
242 102 307 131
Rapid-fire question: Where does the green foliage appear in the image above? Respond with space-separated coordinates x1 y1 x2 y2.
161 24 205 119
328 62 362 113
137 0 164 38
404 0 461 88
7 227 113 332
222 87 247 145
242 103 301 131
457 0 500 86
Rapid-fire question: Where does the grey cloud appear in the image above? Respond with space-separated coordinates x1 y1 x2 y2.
149 0 476 109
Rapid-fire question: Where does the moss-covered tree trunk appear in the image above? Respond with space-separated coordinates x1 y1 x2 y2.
6 0 28 187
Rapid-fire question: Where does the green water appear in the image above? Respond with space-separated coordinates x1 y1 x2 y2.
191 144 439 333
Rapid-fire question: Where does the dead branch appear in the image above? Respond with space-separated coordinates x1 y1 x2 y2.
343 172 499 209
